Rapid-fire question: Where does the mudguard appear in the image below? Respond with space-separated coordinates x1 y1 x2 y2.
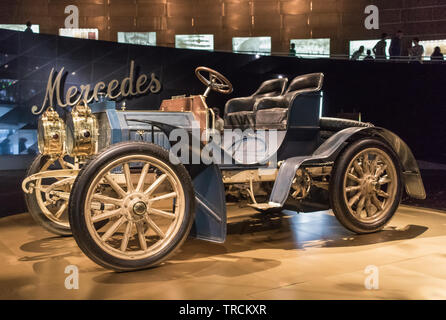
269 126 426 206
188 163 227 243
185 130 227 242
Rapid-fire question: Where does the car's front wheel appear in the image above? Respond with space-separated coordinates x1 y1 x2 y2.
329 138 403 234
24 154 74 236
69 142 195 271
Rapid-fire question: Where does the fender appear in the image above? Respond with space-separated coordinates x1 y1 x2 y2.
184 124 227 243
187 162 227 243
269 126 426 206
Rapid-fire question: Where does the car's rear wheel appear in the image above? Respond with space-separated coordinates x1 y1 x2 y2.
69 142 195 271
329 138 402 234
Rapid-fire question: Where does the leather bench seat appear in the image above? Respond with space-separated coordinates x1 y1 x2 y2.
224 78 288 129
255 73 324 130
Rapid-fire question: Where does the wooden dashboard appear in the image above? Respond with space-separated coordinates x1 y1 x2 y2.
160 95 210 133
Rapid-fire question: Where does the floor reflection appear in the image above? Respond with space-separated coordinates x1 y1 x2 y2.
16 210 429 267
92 255 281 284
1 205 441 299
19 236 82 262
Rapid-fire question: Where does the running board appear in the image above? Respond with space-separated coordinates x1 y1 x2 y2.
248 202 282 210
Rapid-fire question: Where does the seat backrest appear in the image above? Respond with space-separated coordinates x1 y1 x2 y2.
224 77 288 115
253 78 288 98
254 73 324 130
285 73 324 95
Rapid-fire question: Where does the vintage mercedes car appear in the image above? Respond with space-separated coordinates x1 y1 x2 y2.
22 67 426 271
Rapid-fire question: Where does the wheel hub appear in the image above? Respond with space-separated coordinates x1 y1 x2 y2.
122 192 149 220
133 201 147 216
362 175 377 195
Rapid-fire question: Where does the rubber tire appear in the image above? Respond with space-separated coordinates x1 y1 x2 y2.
69 142 195 271
24 154 72 236
329 138 403 234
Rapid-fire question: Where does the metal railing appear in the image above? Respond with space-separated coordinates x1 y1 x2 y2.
230 50 446 63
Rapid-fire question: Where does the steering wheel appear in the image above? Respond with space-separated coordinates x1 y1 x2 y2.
195 66 233 96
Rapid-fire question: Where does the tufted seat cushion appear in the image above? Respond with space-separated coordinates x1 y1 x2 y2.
255 73 324 130
224 78 288 129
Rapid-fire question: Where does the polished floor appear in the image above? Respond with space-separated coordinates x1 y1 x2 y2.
1 204 446 299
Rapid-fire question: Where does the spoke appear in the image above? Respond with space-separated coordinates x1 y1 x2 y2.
92 193 122 206
375 164 388 179
145 216 166 239
371 194 383 211
365 197 373 217
136 163 150 192
149 208 176 219
104 174 127 198
149 192 177 203
347 173 361 183
356 196 366 217
215 83 228 89
346 185 361 193
353 160 364 177
120 221 133 252
369 157 379 175
348 191 362 207
144 174 167 196
362 156 370 175
91 201 115 211
92 208 122 223
378 175 392 185
377 190 390 198
54 202 67 219
123 163 134 193
136 222 147 251
101 216 126 242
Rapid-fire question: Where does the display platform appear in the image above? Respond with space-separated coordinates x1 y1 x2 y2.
1 205 446 300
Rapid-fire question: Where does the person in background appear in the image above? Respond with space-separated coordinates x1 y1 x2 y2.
373 33 388 60
289 43 296 57
431 46 444 61
213 108 224 132
0 133 12 155
363 49 375 61
19 138 27 154
351 46 364 60
389 30 403 60
409 37 424 62
24 21 33 33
